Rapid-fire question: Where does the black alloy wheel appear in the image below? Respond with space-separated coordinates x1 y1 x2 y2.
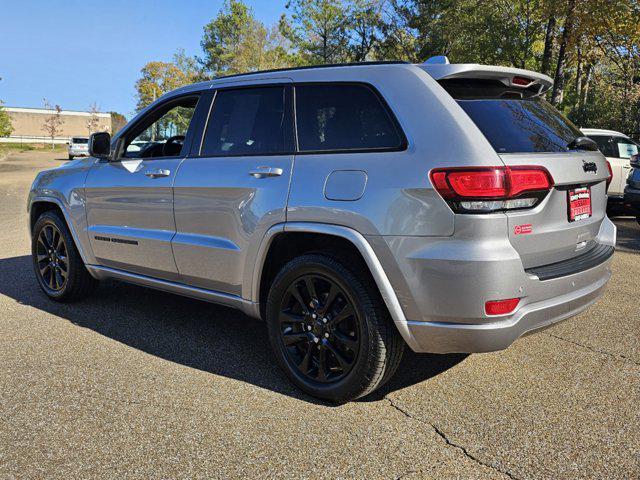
266 253 405 403
278 274 360 383
35 223 69 292
32 210 98 301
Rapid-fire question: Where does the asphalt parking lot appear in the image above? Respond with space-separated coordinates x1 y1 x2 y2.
0 150 638 479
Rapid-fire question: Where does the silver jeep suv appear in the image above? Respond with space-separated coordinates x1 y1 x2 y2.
28 60 616 402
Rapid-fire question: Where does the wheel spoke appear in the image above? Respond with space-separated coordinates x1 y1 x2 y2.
288 283 308 314
44 226 54 248
48 269 55 289
328 304 354 327
324 340 351 370
55 269 64 290
279 310 305 324
37 253 49 263
332 330 358 350
316 347 327 381
299 344 314 374
58 267 68 279
304 277 318 305
55 232 64 251
40 263 51 276
320 284 339 315
283 331 308 346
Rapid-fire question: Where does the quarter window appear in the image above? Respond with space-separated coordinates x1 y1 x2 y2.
295 84 404 152
201 86 292 156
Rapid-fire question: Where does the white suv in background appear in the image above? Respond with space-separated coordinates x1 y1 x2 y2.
582 128 639 211
67 137 89 159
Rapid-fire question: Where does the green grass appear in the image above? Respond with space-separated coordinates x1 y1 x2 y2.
0 142 67 156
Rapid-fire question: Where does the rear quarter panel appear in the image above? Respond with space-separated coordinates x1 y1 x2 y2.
286 64 504 237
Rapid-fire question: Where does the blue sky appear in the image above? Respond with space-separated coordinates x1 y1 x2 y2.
0 0 287 118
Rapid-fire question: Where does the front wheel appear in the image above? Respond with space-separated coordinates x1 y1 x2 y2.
32 210 98 301
266 253 404 403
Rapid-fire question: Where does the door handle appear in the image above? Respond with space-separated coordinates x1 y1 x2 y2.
248 166 283 178
144 168 171 178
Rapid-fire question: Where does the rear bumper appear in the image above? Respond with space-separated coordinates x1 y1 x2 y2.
404 261 610 353
375 216 616 354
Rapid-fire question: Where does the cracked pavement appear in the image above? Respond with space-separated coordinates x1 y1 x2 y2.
0 151 638 479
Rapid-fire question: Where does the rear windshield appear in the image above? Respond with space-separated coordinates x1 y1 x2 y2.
72 138 88 144
441 79 582 154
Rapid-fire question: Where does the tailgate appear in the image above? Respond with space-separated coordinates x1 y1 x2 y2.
501 151 609 268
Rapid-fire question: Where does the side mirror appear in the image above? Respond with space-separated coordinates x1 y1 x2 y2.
89 132 111 159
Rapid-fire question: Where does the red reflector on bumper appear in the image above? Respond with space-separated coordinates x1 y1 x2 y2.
485 298 520 316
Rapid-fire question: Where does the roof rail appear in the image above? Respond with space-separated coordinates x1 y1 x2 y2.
212 60 411 81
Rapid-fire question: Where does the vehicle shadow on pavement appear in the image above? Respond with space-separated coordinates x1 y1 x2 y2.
0 255 465 404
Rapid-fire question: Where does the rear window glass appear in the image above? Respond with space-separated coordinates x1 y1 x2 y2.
441 79 582 154
295 84 404 152
457 99 582 153
72 138 88 144
587 135 638 159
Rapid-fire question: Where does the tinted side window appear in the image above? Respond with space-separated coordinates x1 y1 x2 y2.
588 135 617 157
201 86 292 156
295 84 404 152
588 135 639 159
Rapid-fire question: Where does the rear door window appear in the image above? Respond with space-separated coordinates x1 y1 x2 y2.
441 79 582 154
295 84 405 152
201 86 293 156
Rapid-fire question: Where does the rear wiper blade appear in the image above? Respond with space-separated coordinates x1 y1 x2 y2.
567 136 598 151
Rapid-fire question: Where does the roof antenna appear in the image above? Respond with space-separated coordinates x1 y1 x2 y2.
424 55 450 65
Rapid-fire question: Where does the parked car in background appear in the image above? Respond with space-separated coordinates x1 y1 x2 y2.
28 61 615 402
67 137 89 159
581 128 639 212
623 153 640 224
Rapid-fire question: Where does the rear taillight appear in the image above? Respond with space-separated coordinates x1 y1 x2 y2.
430 166 553 213
605 160 612 192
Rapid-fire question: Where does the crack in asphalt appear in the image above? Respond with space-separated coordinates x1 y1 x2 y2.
385 396 519 480
544 332 640 366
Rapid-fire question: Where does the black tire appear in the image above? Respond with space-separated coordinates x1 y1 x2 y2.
266 253 404 403
637 215 640 226
68 155 74 160
31 210 98 301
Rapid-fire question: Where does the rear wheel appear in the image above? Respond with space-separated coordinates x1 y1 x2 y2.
32 211 97 301
266 253 404 403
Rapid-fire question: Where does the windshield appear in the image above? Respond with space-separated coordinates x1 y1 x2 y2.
72 138 88 144
587 135 639 159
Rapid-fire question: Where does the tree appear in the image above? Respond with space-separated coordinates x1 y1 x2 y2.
200 0 292 77
134 61 191 112
0 77 13 138
41 99 64 149
110 112 127 134
0 101 13 138
279 0 352 64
